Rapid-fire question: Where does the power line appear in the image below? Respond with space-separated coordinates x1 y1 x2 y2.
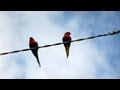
0 30 120 56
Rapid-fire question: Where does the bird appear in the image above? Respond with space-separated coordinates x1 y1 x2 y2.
29 37 41 67
62 32 72 58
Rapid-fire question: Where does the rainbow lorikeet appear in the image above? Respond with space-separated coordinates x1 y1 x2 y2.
62 32 72 58
29 37 41 67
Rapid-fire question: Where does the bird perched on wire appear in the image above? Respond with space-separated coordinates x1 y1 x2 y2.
29 37 41 67
62 32 72 58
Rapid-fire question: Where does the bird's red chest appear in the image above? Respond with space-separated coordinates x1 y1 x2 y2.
64 35 71 38
64 33 71 38
30 40 37 45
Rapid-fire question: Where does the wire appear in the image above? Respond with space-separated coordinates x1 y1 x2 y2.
0 30 120 56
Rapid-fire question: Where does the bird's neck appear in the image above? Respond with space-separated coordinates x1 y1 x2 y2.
64 35 70 38
30 40 37 44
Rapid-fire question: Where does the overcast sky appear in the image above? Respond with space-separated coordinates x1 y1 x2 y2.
0 11 120 79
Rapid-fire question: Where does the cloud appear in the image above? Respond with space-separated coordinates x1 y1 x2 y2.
0 11 120 79
22 11 104 79
0 12 27 79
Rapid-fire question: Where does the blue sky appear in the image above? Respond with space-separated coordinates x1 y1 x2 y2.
0 11 120 79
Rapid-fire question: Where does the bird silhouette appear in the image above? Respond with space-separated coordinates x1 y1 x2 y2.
29 37 41 67
62 32 72 58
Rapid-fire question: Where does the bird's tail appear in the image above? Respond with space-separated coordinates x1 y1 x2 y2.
35 54 41 67
65 46 70 58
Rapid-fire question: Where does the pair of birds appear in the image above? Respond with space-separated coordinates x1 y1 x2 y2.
29 32 72 67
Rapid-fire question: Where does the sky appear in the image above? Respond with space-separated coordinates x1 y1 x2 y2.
0 11 120 79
